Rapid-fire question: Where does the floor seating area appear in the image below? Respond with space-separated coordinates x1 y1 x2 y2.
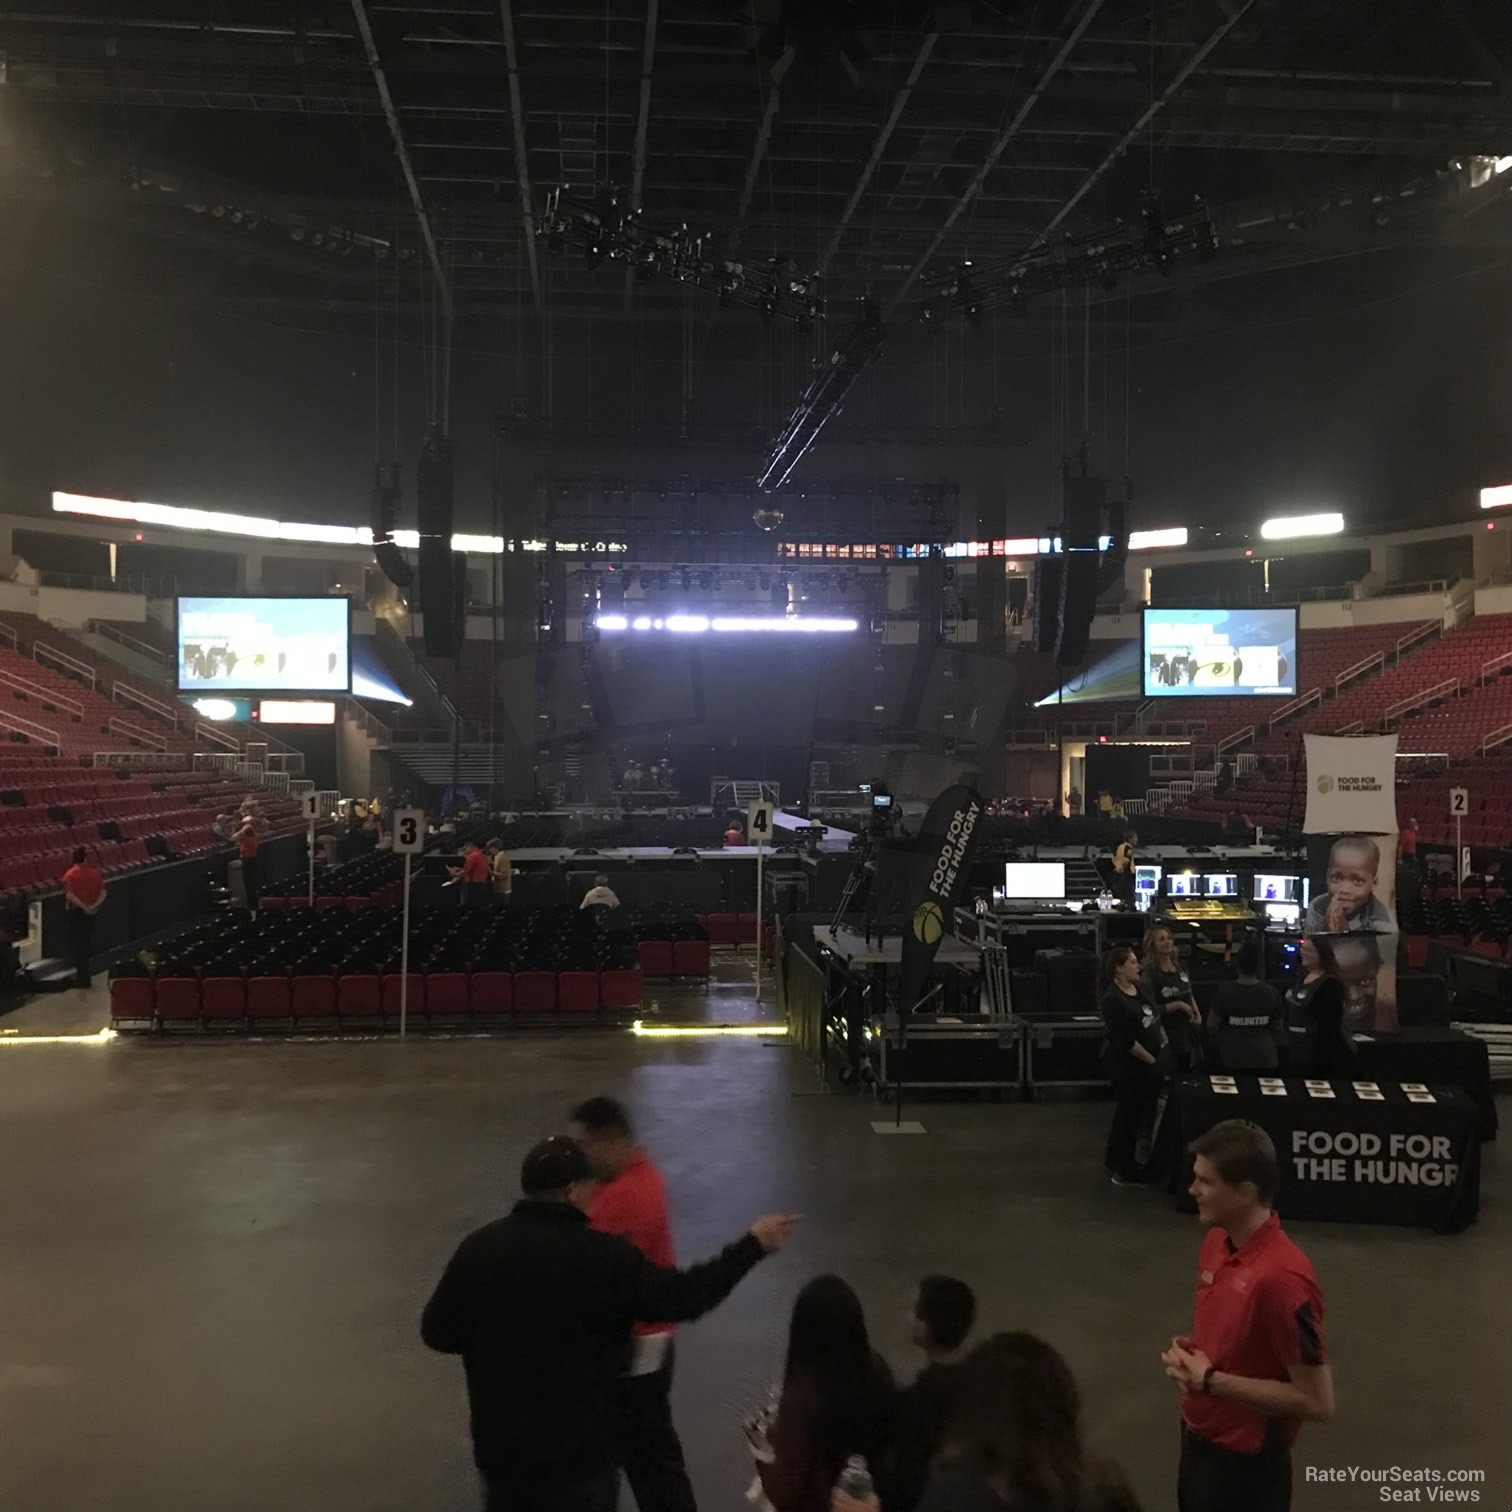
0 755 302 897
105 898 727 1031
1400 880 1512 964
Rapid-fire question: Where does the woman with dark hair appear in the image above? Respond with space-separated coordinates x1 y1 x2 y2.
755 1275 900 1512
1139 925 1201 1069
1100 944 1163 1185
1284 936 1353 1076
833 1332 1139 1512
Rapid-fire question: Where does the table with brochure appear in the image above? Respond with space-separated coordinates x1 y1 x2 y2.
1172 1072 1482 1233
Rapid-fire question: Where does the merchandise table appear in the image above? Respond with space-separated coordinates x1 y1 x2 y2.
1172 1074 1481 1233
1349 1027 1497 1139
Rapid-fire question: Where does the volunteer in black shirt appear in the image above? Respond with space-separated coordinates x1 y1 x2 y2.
1206 939 1283 1071
1141 925 1202 1069
421 1135 798 1512
1284 936 1353 1077
1100 943 1163 1185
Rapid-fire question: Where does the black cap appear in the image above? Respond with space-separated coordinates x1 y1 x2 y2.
520 1135 592 1196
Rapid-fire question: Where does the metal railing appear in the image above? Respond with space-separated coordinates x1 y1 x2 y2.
88 750 186 771
1335 720 1365 735
1143 787 1172 814
193 752 241 775
1268 689 1320 731
711 778 780 807
112 681 178 727
0 709 60 748
1479 649 1512 685
1216 725 1254 755
195 721 241 753
90 620 171 666
108 716 167 752
1395 620 1440 658
1482 723 1512 756
1335 652 1384 692
266 751 306 776
1384 677 1459 726
1121 798 1147 815
0 622 16 650
34 641 96 688
0 664 84 718
339 698 392 747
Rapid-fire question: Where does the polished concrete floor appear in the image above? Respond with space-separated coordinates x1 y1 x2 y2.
0 964 1507 1512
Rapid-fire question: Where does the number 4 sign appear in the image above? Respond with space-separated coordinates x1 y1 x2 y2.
1449 787 1469 817
746 801 774 844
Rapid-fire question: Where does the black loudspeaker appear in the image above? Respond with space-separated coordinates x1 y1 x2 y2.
1006 572 1028 623
976 559 1006 651
1056 548 1098 666
917 554 945 644
370 463 412 589
1033 554 1063 656
418 429 459 658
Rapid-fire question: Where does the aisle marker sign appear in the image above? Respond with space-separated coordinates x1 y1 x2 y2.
392 808 426 855
746 802 774 842
1449 788 1468 898
301 792 320 822
1449 787 1469 816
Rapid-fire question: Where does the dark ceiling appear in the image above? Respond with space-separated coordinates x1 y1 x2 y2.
1 0 1510 320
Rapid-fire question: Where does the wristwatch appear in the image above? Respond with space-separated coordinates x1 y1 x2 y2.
1201 1365 1218 1394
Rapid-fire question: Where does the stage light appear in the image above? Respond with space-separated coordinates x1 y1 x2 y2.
1127 527 1188 551
1259 512 1344 541
594 614 857 635
191 697 245 721
597 614 629 631
351 669 413 706
1479 484 1512 510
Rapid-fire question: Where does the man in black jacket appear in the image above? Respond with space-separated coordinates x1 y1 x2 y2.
421 1134 798 1512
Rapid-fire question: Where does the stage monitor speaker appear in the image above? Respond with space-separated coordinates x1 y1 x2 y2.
418 429 459 657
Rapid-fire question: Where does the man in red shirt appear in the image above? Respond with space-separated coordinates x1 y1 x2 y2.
236 806 262 909
572 1095 696 1512
451 841 492 908
61 846 107 988
1162 1120 1335 1512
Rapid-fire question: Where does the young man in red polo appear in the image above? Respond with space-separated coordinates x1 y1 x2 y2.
572 1095 697 1512
61 846 107 989
1161 1120 1335 1512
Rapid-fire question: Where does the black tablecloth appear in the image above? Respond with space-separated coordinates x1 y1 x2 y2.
1172 1075 1481 1233
1350 1027 1498 1140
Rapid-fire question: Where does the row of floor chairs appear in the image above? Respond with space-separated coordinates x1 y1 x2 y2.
109 966 648 1030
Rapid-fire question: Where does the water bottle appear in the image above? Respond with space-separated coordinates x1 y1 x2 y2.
835 1455 873 1499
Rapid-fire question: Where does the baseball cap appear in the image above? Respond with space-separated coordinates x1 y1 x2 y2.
520 1135 592 1195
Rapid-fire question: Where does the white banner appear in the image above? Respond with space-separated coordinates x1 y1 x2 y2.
1303 734 1399 836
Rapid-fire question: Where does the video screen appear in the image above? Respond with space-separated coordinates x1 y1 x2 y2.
177 596 351 693
1167 873 1199 897
1253 874 1300 903
1142 607 1297 697
1002 862 1066 900
1205 874 1238 897
1134 864 1162 890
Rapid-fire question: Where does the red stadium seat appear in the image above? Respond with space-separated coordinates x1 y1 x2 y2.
637 940 674 978
291 975 336 1020
736 912 759 946
346 895 373 911
382 972 426 1019
600 969 643 1012
425 972 469 1017
705 913 740 948
258 894 287 912
109 977 154 1024
200 977 246 1021
513 970 556 1015
315 895 345 912
469 971 513 1017
285 895 311 910
247 976 292 1021
337 974 381 1019
1406 935 1431 971
673 939 711 981
557 971 600 1014
155 977 200 1022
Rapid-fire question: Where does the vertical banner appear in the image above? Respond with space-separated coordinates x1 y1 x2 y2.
896 783 986 1020
1302 735 1400 1034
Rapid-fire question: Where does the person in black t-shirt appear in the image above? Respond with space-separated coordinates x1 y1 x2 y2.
1206 939 1283 1071
896 1275 977 1509
1140 925 1202 1069
1100 944 1164 1185
1284 936 1353 1076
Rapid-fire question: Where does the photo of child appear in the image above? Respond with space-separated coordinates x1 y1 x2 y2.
1303 834 1395 934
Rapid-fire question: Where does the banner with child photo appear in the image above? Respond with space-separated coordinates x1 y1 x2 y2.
1302 734 1400 1034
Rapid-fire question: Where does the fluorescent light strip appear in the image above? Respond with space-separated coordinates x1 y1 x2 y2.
629 1021 788 1038
0 1027 116 1047
1259 512 1344 541
1480 484 1512 510
597 614 857 633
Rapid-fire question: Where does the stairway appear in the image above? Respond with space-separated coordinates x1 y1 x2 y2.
1066 856 1104 900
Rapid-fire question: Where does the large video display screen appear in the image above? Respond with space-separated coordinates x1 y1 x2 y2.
176 596 351 693
1141 607 1298 698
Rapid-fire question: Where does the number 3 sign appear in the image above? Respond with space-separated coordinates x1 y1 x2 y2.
392 808 427 854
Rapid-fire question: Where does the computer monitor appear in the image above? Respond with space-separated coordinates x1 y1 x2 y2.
1252 874 1300 903
1205 874 1238 897
872 793 893 809
1002 861 1067 900
1167 872 1199 897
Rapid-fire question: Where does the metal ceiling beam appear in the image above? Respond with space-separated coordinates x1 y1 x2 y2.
498 0 542 308
817 31 938 279
623 0 659 310
347 0 450 312
1037 0 1258 241
726 46 795 260
882 0 1107 318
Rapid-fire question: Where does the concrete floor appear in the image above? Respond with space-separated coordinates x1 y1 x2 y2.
0 965 1507 1512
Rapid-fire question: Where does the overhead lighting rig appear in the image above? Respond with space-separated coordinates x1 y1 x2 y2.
539 186 823 324
919 197 1218 323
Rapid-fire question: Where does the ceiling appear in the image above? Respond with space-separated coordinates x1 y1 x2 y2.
2 0 1511 319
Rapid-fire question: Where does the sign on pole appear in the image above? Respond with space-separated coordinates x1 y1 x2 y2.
1449 787 1469 817
301 792 320 822
1449 789 1468 898
303 791 319 902
746 801 773 998
391 809 427 1037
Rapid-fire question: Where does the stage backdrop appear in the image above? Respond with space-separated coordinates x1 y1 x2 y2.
1303 734 1400 1034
